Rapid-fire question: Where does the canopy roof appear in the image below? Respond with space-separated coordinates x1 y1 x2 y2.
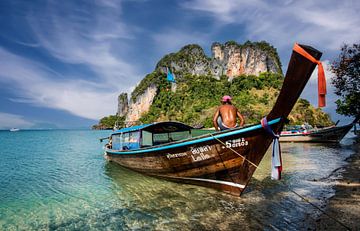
112 122 193 135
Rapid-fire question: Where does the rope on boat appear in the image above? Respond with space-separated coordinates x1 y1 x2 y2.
209 133 351 230
285 185 351 230
212 140 239 187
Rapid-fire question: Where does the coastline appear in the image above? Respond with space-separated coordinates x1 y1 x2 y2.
312 140 360 230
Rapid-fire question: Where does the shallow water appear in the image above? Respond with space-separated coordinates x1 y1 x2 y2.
0 130 357 230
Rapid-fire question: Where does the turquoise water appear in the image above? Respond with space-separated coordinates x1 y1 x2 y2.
0 130 358 230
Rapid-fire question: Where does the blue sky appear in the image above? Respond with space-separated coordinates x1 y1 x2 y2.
0 0 359 129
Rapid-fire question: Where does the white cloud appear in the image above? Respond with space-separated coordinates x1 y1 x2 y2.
0 47 120 120
2 0 357 126
0 0 148 121
182 0 264 24
27 0 140 86
152 29 210 55
0 112 34 129
182 0 360 51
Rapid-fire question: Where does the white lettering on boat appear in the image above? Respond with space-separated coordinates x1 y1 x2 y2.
166 152 187 159
191 153 211 162
190 145 212 162
225 138 248 148
190 145 212 155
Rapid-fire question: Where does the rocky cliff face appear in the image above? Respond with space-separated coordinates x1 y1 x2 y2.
212 42 280 79
117 41 282 125
156 41 282 79
117 93 128 117
125 84 157 124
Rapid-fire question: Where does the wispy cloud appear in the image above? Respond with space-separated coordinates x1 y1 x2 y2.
0 47 119 120
0 112 34 129
27 0 140 85
182 0 360 51
1 0 357 127
152 29 210 55
0 0 147 120
181 0 264 24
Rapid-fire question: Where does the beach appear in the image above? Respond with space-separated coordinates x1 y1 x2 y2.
310 140 360 230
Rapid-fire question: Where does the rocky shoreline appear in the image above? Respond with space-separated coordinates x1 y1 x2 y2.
311 140 360 230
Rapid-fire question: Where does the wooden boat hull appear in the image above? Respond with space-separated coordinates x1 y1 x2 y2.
280 123 353 143
105 44 323 195
106 119 281 196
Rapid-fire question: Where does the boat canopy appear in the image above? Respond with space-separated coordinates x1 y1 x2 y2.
112 122 193 135
110 122 194 150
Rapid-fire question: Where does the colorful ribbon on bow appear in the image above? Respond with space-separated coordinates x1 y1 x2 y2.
261 117 282 180
293 43 326 107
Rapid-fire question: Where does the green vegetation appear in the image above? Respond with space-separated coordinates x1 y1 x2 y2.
331 43 360 118
92 115 125 130
132 72 162 102
118 93 128 103
136 41 282 101
138 72 332 127
94 40 333 129
156 44 209 70
289 99 333 126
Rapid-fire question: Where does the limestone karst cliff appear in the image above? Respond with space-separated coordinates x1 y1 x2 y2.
117 93 128 117
211 41 281 79
94 40 332 129
125 84 157 124
122 40 282 124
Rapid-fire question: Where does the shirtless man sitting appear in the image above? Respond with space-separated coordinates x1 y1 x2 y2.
213 95 245 131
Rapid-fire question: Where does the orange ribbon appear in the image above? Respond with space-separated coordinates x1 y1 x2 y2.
293 43 326 107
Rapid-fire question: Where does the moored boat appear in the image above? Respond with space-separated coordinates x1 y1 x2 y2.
104 43 324 196
280 123 353 143
9 128 20 132
280 116 360 143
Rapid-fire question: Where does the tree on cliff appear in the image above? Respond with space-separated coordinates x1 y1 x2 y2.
331 43 360 118
92 115 125 130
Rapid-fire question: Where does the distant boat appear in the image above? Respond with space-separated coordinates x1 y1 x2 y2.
9 128 20 132
280 117 359 143
103 44 323 196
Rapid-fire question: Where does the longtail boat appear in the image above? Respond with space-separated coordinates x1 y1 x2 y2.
279 122 354 143
104 43 323 196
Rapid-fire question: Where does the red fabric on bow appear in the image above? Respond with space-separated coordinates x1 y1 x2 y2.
293 43 326 107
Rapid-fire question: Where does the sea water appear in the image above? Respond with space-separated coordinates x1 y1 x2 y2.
0 130 358 230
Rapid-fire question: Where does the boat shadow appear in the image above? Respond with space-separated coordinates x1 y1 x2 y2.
103 160 320 230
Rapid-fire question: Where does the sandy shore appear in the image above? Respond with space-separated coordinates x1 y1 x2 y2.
313 141 360 230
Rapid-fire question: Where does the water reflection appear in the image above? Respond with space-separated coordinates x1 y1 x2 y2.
102 136 357 230
0 130 357 230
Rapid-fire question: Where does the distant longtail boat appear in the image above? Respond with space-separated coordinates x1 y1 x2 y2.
279 119 358 143
103 44 323 196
